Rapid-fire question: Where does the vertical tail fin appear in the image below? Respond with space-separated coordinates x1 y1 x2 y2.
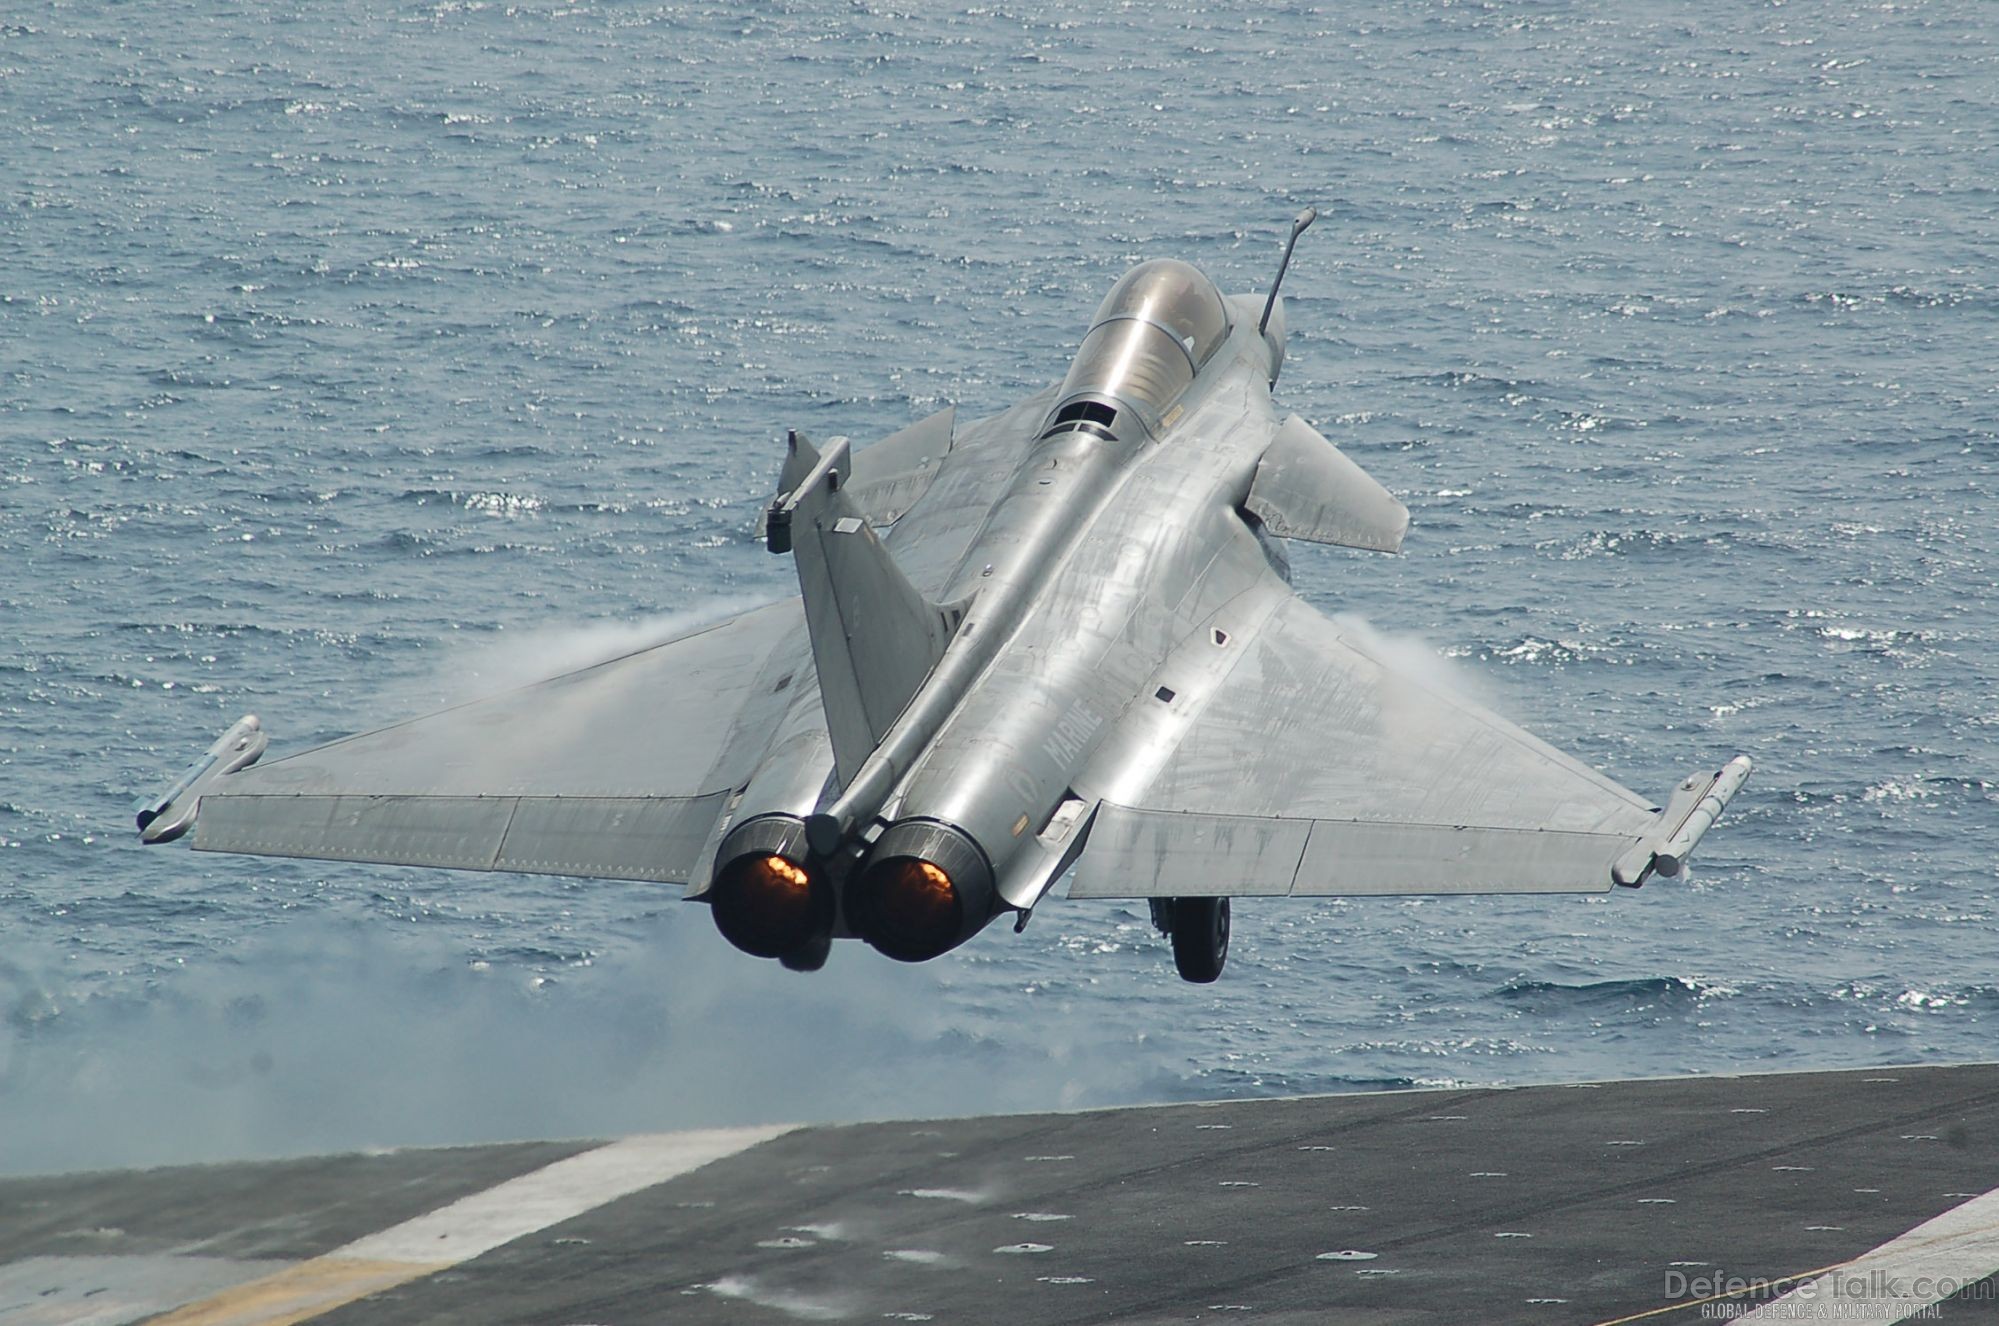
769 431 958 789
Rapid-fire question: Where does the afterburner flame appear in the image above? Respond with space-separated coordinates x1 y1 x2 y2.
854 857 963 963
763 855 809 887
710 852 825 960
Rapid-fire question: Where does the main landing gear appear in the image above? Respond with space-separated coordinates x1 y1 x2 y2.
1150 897 1230 983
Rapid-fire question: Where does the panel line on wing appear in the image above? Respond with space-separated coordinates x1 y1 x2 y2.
1072 804 1636 898
195 793 731 885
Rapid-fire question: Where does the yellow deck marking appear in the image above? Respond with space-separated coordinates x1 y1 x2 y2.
145 1258 448 1326
144 1124 794 1325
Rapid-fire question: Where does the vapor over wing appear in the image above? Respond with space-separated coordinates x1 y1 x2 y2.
192 599 807 885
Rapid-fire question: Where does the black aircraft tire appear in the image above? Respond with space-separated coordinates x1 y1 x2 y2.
780 929 832 972
1170 897 1229 983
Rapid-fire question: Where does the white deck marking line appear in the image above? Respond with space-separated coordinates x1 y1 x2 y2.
1736 1186 1999 1323
151 1124 795 1326
336 1125 795 1263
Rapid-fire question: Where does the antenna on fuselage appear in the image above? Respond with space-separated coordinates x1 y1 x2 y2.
1258 206 1318 336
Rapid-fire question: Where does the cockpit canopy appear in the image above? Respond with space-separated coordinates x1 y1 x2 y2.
1043 260 1232 440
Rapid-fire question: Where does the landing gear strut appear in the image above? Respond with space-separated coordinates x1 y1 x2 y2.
1150 897 1230 983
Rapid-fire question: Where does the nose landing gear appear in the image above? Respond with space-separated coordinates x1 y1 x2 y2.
1150 897 1230 983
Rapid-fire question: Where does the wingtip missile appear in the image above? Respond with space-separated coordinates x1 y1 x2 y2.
135 714 267 844
1613 755 1753 887
1653 754 1754 877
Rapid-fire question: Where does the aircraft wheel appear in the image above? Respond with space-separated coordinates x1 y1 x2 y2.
1170 897 1229 983
780 930 831 972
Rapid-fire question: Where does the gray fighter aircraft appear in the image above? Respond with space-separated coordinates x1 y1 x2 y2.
138 211 1750 982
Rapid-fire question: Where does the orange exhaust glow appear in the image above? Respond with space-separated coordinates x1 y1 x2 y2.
710 852 825 960
763 855 809 888
855 857 962 962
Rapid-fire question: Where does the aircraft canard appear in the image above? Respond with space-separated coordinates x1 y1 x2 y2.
139 211 1750 982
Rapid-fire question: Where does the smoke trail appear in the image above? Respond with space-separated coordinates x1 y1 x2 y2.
0 909 1181 1177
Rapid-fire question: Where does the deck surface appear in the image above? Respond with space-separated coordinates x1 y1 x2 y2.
6 1063 1999 1324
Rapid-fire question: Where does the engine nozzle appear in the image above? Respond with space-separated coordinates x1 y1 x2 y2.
709 816 832 961
849 820 997 962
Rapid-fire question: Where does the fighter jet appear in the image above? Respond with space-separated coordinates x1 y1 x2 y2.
138 211 1750 982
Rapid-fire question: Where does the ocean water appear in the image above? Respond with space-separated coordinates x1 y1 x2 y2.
1 1 1994 1177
